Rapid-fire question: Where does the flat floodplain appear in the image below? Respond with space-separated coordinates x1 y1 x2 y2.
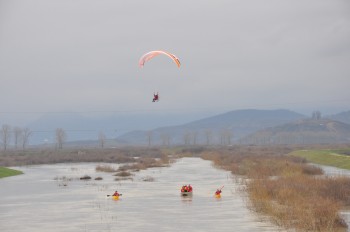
291 149 350 170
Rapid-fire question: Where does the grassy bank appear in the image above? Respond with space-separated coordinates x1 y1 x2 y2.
290 149 350 170
0 167 23 178
200 146 350 231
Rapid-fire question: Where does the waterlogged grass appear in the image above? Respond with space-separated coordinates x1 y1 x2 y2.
0 167 23 178
290 149 350 170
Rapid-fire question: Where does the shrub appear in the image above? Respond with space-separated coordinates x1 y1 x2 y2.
96 164 117 172
80 175 91 180
114 171 132 177
142 176 155 182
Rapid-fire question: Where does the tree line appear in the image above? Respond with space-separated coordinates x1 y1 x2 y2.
146 128 234 146
0 125 67 151
0 124 32 151
0 124 109 151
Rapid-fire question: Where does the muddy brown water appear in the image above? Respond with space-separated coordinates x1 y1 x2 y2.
0 158 286 231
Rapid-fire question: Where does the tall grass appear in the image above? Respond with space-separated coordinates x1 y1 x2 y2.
200 146 350 231
247 176 349 231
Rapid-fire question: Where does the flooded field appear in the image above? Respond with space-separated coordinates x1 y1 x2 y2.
0 157 281 232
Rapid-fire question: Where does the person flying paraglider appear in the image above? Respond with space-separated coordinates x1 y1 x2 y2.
152 92 159 102
139 50 180 102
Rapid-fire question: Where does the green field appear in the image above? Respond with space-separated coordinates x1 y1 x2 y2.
290 149 350 170
0 167 23 178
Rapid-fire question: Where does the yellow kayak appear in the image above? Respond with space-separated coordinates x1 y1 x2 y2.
215 194 221 198
112 195 120 200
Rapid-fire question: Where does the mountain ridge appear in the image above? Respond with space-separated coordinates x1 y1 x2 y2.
242 118 350 144
20 108 350 146
117 109 307 145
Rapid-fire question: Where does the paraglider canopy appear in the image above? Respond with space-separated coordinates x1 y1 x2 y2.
139 50 181 68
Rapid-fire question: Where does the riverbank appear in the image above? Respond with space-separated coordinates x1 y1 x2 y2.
200 146 350 231
0 167 23 178
290 149 350 170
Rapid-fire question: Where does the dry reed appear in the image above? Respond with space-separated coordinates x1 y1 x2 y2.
96 164 118 172
200 146 350 231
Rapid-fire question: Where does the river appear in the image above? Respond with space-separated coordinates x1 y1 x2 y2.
0 157 281 232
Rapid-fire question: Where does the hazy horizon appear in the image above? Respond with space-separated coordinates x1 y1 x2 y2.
1 0 349 127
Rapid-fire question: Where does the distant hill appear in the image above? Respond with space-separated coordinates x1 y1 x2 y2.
26 109 350 147
329 110 350 124
26 112 207 145
241 118 350 145
117 109 306 145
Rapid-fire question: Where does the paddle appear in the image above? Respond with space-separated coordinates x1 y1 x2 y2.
107 194 122 197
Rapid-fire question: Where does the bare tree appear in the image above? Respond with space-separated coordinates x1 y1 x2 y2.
146 131 153 146
13 127 22 149
204 129 213 145
160 133 171 147
21 128 32 150
220 129 233 145
312 111 322 120
226 130 233 145
192 131 198 145
219 130 225 145
55 128 66 149
0 124 11 151
183 131 191 145
98 131 106 148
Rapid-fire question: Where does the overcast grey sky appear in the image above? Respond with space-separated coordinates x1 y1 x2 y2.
0 0 349 125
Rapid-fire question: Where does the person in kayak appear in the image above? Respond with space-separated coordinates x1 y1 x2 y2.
188 184 193 192
181 185 193 192
215 189 222 195
112 190 120 197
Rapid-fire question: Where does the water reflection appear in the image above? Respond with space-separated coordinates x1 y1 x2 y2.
180 194 193 203
0 158 281 232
